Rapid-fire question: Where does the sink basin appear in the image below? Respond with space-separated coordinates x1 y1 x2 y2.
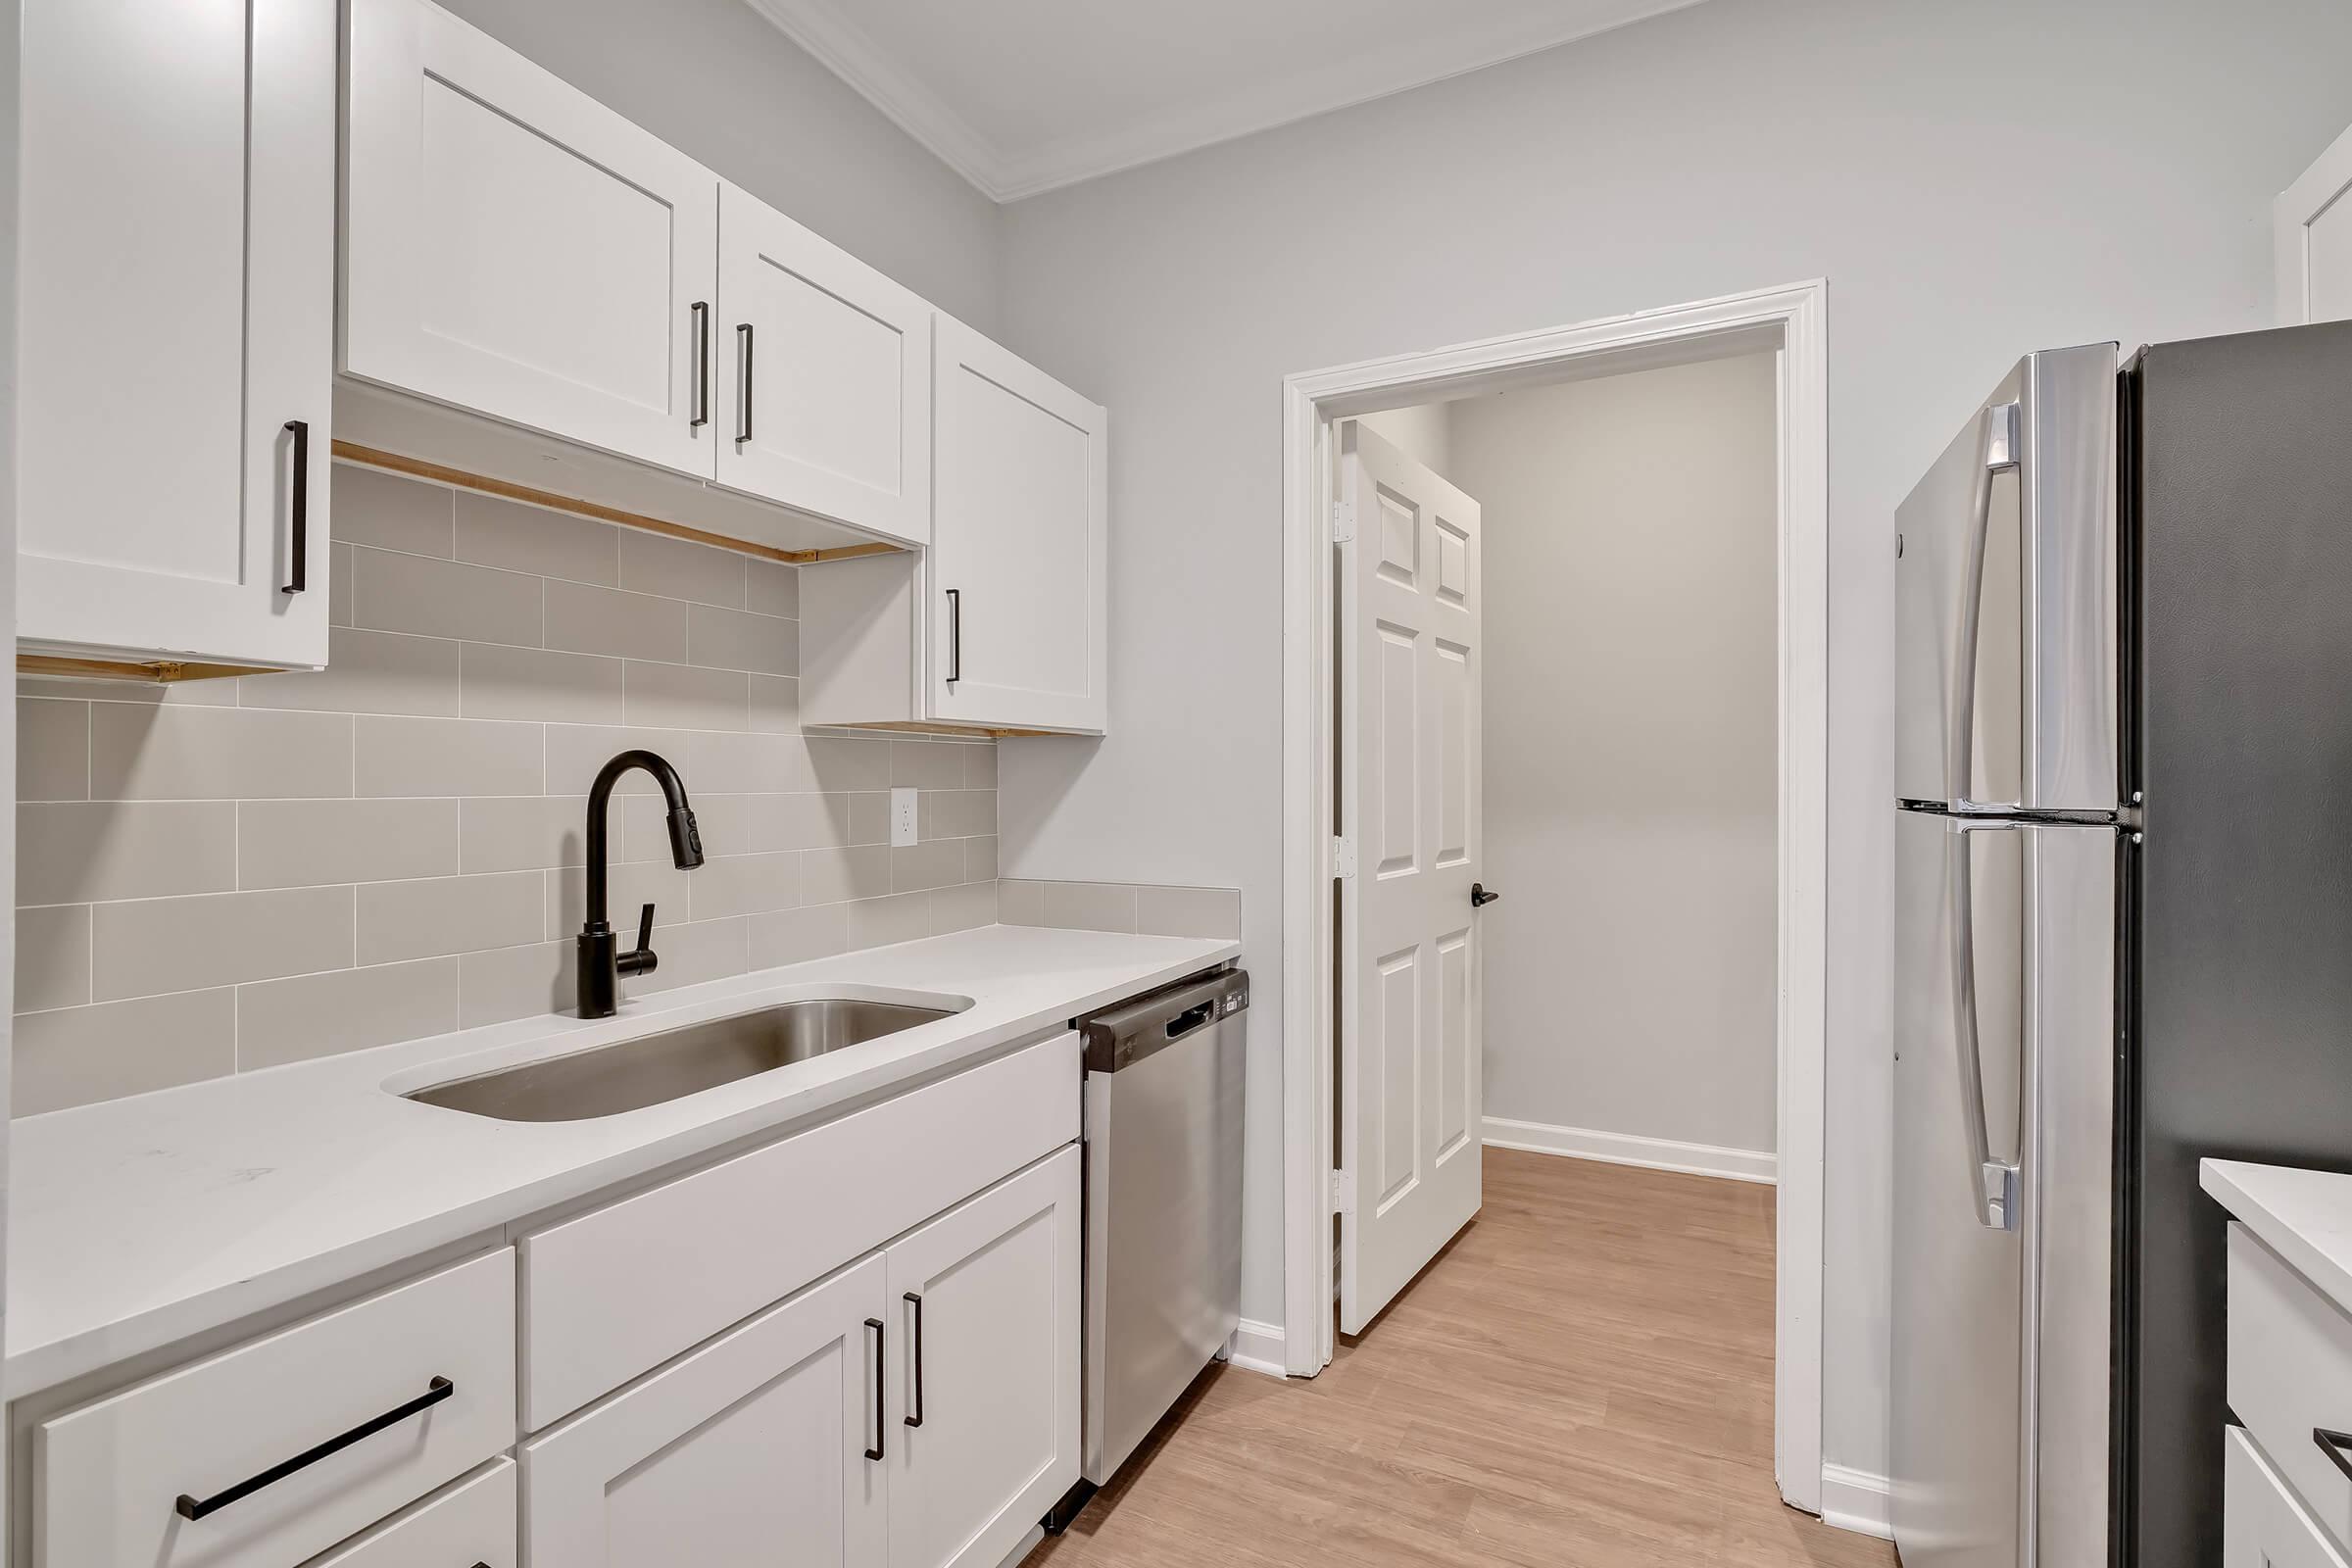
404 999 960 1122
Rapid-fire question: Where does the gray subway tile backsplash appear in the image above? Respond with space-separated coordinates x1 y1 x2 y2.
13 464 1003 1114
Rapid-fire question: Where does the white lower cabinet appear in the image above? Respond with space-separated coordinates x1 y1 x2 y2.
2228 1427 2351 1568
309 1459 517 1568
523 1255 889 1566
886 1148 1082 1568
520 1148 1080 1568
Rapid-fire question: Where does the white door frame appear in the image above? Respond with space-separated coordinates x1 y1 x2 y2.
1277 279 1831 1514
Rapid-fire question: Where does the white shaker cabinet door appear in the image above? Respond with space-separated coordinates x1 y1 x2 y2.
2278 121 2352 325
522 1254 889 1568
343 0 719 479
713 184 933 545
885 1147 1082 1568
18 0 334 669
927 318 1108 734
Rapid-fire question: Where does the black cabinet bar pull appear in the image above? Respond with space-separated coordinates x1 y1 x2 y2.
735 322 755 444
863 1318 886 1461
281 419 310 595
945 589 961 685
174 1376 453 1521
689 302 710 428
904 1292 925 1428
2317 1427 2352 1484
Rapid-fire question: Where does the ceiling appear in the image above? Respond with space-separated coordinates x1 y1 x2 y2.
743 0 1709 202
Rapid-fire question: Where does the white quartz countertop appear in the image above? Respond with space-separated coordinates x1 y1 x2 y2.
2201 1158 2352 1311
7 923 1238 1399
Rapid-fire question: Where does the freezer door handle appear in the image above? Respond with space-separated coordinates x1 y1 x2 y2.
1948 400 2023 810
1951 817 2022 1230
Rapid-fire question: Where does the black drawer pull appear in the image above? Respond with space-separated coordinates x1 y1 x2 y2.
173 1377 454 1521
905 1292 925 1428
2317 1427 2352 1484
282 418 310 595
863 1318 886 1461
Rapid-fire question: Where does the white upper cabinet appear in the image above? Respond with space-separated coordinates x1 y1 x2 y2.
2278 121 2352 325
714 184 934 546
343 0 719 478
927 318 1108 734
17 0 334 670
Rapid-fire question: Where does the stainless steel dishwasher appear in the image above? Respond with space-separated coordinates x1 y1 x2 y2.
1048 965 1248 1527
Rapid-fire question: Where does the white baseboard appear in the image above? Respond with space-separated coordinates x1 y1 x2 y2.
1818 1464 1892 1540
1224 1317 1289 1378
1482 1116 1777 1185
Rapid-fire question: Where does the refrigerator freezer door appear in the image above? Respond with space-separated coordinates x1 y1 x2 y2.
1891 808 2116 1568
1894 345 2120 813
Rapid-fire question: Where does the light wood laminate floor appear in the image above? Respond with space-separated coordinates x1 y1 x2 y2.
1033 1147 1894 1567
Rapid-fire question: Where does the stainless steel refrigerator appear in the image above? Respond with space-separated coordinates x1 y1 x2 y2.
1891 320 2352 1568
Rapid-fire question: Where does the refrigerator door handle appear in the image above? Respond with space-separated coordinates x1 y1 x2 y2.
1950 817 2021 1230
1948 400 2023 810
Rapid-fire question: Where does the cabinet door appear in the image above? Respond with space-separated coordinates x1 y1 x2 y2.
928 318 1108 733
18 0 333 669
523 1254 888 1567
344 0 719 478
2226 1427 2351 1568
885 1147 1081 1568
2277 121 2352 325
713 185 933 545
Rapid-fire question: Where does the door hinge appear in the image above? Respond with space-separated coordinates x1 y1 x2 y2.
1331 1169 1356 1216
1332 500 1355 543
1332 836 1356 879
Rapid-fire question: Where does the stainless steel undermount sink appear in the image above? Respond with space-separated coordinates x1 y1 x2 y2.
404 998 962 1122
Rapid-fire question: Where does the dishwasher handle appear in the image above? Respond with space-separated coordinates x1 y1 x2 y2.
1079 968 1249 1073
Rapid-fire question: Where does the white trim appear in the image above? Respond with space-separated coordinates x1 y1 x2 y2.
1483 1117 1776 1186
741 0 1710 202
1223 1318 1290 1379
1818 1464 1893 1540
1279 280 1831 1513
2276 119 2352 325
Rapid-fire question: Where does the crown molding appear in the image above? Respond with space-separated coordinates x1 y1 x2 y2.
745 0 1711 204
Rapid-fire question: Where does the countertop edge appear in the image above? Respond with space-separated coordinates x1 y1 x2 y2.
2200 1157 2352 1313
7 931 1241 1401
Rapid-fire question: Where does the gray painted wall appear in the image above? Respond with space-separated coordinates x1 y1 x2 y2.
1448 353 1780 1159
440 0 1002 333
990 0 2352 1480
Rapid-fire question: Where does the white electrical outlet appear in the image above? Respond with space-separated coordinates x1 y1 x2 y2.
891 787 919 848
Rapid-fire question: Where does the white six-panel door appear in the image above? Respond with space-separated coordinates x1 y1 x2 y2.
927 318 1108 733
18 0 334 669
522 1254 888 1566
713 183 933 545
2278 120 2352 325
1338 421 1486 1335
343 0 719 478
885 1149 1081 1568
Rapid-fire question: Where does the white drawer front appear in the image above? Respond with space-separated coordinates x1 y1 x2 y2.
520 1034 1080 1429
2230 1222 2352 1554
2229 1427 2352 1568
308 1458 514 1568
39 1250 516 1568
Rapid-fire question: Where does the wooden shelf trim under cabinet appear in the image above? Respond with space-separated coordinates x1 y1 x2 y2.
17 653 281 683
329 441 906 566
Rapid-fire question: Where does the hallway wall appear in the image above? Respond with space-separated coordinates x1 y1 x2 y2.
1446 353 1780 1165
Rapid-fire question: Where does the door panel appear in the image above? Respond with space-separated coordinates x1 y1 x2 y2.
885 1148 1080 1568
19 0 333 668
927 318 1107 732
1892 808 2117 1568
522 1254 887 1566
714 185 933 544
1340 421 1484 1334
1893 347 2117 813
344 0 718 478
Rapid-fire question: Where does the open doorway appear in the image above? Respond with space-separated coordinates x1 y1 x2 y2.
1278 282 1832 1515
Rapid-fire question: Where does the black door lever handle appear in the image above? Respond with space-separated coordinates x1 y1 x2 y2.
1471 883 1499 907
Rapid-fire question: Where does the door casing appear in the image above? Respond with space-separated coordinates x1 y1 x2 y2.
1277 279 1831 1515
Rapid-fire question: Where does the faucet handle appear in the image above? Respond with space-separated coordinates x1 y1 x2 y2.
616 903 661 978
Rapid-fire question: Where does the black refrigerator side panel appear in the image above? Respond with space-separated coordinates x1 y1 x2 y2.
2135 318 2352 1568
